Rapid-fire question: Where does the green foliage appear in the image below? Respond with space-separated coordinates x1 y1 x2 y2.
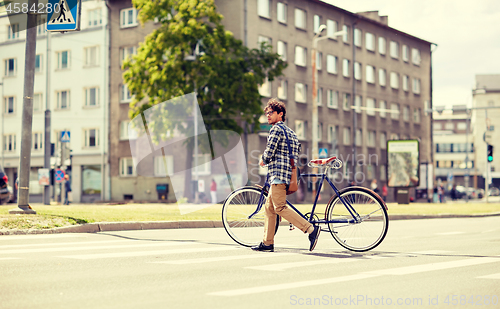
123 0 286 138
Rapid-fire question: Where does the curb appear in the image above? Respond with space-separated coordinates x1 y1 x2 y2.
1 213 499 236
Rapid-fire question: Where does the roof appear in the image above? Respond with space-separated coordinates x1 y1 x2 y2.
475 75 500 91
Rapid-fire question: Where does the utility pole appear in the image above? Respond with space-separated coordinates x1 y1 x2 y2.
43 31 52 205
10 0 38 214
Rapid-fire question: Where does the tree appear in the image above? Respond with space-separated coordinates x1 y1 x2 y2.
123 0 286 202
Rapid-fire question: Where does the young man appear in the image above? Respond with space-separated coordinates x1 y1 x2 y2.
252 98 321 252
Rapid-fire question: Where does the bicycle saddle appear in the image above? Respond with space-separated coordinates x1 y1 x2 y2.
309 156 337 165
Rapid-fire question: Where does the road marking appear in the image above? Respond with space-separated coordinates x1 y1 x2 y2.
0 240 130 249
58 246 239 260
0 257 22 260
209 256 500 296
245 256 372 271
0 234 86 240
0 241 196 255
435 231 466 236
208 273 380 296
154 252 297 265
410 250 453 255
477 273 500 279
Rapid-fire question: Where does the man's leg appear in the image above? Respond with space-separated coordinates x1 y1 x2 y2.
263 186 277 245
272 184 312 233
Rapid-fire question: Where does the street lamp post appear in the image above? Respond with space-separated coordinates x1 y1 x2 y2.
311 25 345 200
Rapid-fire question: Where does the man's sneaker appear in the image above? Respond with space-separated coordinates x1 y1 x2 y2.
308 226 321 251
251 242 274 252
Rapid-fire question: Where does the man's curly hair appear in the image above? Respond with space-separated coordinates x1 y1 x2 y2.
264 98 286 122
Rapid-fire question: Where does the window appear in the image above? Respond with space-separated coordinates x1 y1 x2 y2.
391 103 400 120
33 93 43 112
367 131 376 147
56 90 70 109
88 8 102 26
295 8 306 29
327 90 338 108
457 122 467 130
84 46 99 66
3 134 16 152
316 123 323 141
365 32 375 51
4 58 16 77
295 83 307 103
84 128 99 148
403 75 409 91
295 120 306 140
367 164 374 179
258 78 271 97
354 28 362 47
354 95 362 113
316 51 322 70
380 164 387 180
120 120 138 140
120 8 138 28
343 127 351 145
277 80 287 100
413 78 421 94
445 122 454 130
327 19 338 38
56 51 70 69
120 46 137 66
380 132 387 149
412 48 421 65
342 25 350 43
379 68 386 86
4 96 15 114
354 62 361 80
120 84 132 103
378 37 386 54
343 93 351 110
295 45 307 66
316 87 323 106
154 155 174 176
403 106 410 121
35 54 42 73
32 132 43 151
390 133 399 140
390 72 399 89
414 108 421 123
313 15 321 33
258 35 272 48
277 2 287 23
326 55 337 74
8 24 19 40
366 98 375 116
402 45 409 62
379 101 387 118
37 18 46 35
366 65 375 84
277 41 287 61
342 59 350 77
258 0 271 18
120 158 136 176
85 87 100 107
192 154 211 175
327 125 338 144
390 41 399 59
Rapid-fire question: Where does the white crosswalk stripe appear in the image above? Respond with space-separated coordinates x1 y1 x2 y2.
477 273 500 279
154 252 297 265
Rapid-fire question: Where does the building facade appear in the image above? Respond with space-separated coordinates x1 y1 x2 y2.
1 0 109 202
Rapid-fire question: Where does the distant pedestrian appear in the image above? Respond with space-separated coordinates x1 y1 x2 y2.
64 174 71 205
438 185 444 203
382 183 388 202
210 178 217 204
370 179 379 194
451 184 457 200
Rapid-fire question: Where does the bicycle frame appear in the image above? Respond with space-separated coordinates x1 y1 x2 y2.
248 171 362 225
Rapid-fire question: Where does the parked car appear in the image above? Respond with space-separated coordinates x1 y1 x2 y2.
476 189 485 199
489 187 500 196
453 186 468 199
0 167 11 204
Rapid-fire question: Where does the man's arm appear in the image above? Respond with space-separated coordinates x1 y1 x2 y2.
261 126 281 165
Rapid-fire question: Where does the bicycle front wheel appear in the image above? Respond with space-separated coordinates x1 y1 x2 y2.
326 187 388 252
222 186 279 247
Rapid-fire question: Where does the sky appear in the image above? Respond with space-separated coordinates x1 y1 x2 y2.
323 0 500 109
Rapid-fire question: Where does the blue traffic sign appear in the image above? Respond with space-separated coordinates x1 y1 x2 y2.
319 148 328 159
55 169 66 183
47 0 81 32
61 131 70 143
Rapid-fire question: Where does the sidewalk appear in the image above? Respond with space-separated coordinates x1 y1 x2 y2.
2 200 500 235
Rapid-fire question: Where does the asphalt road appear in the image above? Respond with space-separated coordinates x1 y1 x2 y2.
1 217 499 309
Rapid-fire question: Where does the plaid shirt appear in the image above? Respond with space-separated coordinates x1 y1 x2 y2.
262 121 301 185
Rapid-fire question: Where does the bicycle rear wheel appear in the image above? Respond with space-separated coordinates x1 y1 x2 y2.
222 186 279 247
326 187 388 252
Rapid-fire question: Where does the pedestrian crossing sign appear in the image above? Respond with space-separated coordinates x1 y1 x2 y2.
47 0 81 32
61 131 71 143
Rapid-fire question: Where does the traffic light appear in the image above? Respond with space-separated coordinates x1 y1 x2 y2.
487 144 494 162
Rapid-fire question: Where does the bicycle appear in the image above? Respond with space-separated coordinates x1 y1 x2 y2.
222 157 389 252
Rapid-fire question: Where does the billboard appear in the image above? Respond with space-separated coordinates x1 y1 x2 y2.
387 140 420 187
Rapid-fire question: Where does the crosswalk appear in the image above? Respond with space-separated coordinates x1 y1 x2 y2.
1 232 499 298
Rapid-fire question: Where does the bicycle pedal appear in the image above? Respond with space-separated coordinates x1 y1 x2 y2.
289 223 295 231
